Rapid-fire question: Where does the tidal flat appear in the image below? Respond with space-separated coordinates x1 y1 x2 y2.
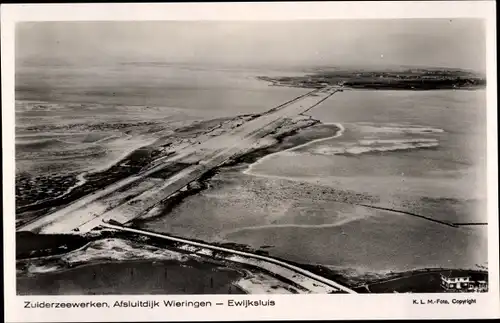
16 64 488 294
138 89 487 279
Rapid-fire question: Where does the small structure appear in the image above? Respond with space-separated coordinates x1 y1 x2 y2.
474 280 488 292
440 272 471 291
440 271 489 292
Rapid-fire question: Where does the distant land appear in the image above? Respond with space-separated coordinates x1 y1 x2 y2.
258 67 486 90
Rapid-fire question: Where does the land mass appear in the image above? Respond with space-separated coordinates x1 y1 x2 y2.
258 67 486 90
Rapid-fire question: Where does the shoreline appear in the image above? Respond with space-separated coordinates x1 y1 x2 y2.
16 231 327 295
129 120 342 226
14 114 254 228
243 122 345 176
15 85 488 294
17 256 247 296
256 67 486 91
16 231 488 294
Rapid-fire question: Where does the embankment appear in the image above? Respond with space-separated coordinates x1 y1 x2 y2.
130 118 341 225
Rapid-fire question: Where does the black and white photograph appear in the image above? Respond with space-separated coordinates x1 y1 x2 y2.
2 2 499 321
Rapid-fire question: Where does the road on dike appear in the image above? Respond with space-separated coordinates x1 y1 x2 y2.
102 221 357 294
18 86 339 234
17 85 357 294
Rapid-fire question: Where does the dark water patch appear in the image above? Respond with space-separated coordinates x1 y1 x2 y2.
17 259 245 295
16 231 92 260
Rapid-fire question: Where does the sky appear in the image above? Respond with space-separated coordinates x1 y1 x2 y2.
16 19 486 72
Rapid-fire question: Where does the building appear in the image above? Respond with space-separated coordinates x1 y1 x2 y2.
440 272 471 291
440 271 489 292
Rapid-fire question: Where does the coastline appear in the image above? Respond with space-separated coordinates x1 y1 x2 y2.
256 67 486 91
243 122 345 176
15 114 243 228
129 119 343 226
16 230 488 294
16 118 351 294
15 81 488 294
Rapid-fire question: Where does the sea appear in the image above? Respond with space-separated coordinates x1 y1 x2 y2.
16 61 488 279
15 62 307 177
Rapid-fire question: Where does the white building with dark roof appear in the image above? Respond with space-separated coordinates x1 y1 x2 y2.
440 272 471 291
440 271 489 292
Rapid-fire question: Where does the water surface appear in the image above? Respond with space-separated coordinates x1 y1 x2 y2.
141 89 488 274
